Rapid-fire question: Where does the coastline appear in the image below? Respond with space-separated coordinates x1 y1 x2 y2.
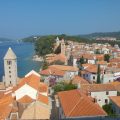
32 55 44 62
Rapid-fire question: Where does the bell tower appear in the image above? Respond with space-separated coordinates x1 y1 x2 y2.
61 39 65 55
4 47 17 87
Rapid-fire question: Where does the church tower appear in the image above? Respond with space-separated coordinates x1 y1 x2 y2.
4 47 17 87
56 37 60 47
61 39 65 55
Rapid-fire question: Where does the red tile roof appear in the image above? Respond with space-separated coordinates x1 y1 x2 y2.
81 84 116 92
17 95 34 103
72 76 89 85
37 94 49 105
40 67 65 76
15 74 40 91
109 96 120 108
49 65 79 72
58 89 107 117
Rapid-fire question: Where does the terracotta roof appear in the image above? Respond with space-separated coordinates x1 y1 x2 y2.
95 54 104 61
85 65 98 73
109 96 120 108
72 76 89 85
80 54 94 60
49 65 79 72
110 58 120 63
110 82 120 92
82 63 92 68
97 61 107 65
40 67 65 76
46 53 66 64
81 84 116 92
39 82 48 93
37 94 49 105
58 89 107 117
15 74 40 91
17 95 34 103
0 95 14 119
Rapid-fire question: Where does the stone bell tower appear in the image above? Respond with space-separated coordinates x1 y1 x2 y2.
61 39 65 55
4 47 17 87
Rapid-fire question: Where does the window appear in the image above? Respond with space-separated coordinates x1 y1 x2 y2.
93 76 95 79
7 61 12 65
9 71 11 73
10 81 11 84
9 75 11 78
106 91 109 95
9 67 11 69
105 99 108 104
93 98 97 103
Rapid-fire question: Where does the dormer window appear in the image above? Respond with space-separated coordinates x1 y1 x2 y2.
7 61 12 65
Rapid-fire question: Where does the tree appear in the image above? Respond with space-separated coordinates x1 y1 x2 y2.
104 54 110 63
102 103 117 117
97 64 101 84
79 56 85 65
95 49 100 54
53 82 77 93
42 60 49 70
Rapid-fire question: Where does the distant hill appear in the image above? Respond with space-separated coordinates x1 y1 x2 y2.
0 37 14 43
21 36 41 42
80 31 120 40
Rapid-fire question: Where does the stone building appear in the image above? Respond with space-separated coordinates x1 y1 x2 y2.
3 47 18 87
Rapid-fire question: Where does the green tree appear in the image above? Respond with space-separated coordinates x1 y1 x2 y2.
35 36 55 56
97 64 101 84
104 54 110 63
79 56 85 64
102 103 117 117
53 82 77 93
42 60 49 70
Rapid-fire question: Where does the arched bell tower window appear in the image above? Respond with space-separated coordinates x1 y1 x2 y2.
7 61 12 65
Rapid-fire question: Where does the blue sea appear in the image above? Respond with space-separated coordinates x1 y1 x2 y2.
0 42 42 80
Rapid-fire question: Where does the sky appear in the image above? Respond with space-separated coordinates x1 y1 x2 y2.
0 0 120 39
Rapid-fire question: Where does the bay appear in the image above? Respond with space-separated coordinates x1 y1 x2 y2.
0 42 42 80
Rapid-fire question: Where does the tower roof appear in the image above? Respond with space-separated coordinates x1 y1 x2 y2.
4 47 17 60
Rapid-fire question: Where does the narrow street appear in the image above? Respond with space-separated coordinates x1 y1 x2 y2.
50 95 59 120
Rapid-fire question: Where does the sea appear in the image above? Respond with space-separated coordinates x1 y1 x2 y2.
0 41 42 81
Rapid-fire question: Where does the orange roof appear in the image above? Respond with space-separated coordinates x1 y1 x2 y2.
97 61 107 65
49 65 79 72
80 54 94 60
72 76 89 85
95 54 104 61
110 82 120 92
40 67 65 76
58 89 107 117
46 53 66 64
109 96 120 108
16 74 40 91
0 95 14 119
110 58 120 63
37 94 49 105
17 95 34 103
85 65 98 73
39 82 48 93
82 63 92 68
81 84 116 92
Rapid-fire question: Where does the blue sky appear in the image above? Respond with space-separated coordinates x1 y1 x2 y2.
0 0 120 39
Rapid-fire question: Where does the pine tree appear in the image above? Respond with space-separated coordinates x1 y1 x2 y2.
97 64 101 84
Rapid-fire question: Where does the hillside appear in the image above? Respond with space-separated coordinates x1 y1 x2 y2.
0 37 14 43
81 31 120 40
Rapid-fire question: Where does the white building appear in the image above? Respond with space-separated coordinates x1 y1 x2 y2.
81 84 117 107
